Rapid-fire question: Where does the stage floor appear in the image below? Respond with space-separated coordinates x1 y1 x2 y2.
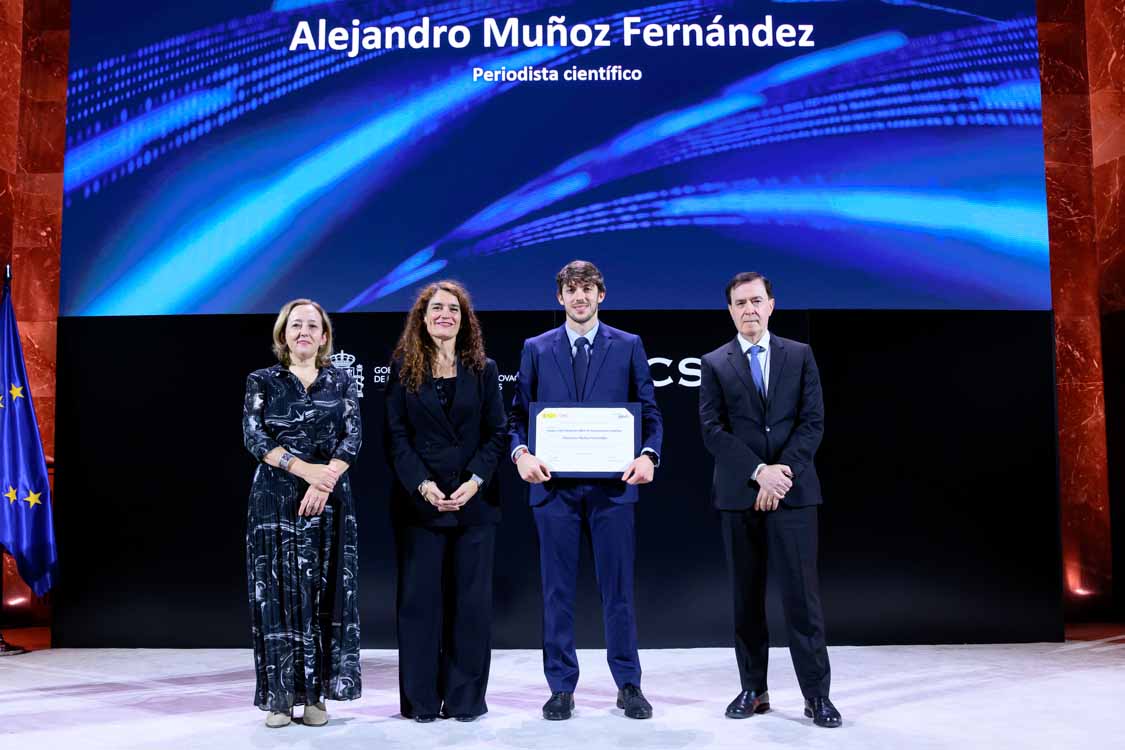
2 643 1123 749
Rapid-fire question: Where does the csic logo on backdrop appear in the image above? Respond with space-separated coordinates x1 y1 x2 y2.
647 356 701 388
344 355 700 396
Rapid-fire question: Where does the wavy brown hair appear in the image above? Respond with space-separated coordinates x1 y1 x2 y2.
393 280 487 392
556 259 605 294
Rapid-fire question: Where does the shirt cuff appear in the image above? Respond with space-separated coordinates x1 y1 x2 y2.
511 445 529 462
640 448 660 468
470 474 484 488
751 463 766 481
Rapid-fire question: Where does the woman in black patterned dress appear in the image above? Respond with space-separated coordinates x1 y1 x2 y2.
242 298 362 728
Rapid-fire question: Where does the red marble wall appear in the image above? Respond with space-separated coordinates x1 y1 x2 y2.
1039 0 1121 613
0 0 67 626
1086 0 1125 314
1085 1 1125 617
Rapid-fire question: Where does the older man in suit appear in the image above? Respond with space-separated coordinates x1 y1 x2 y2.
510 260 663 721
698 271 841 728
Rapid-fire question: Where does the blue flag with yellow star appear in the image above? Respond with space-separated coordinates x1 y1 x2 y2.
0 275 57 596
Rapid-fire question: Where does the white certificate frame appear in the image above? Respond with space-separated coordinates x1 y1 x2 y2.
529 402 641 478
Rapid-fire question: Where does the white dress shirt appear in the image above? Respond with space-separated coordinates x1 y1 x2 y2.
738 330 771 392
738 330 771 482
565 320 600 356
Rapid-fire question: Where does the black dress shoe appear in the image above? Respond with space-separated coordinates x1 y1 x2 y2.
439 708 481 722
542 692 574 720
413 714 439 723
804 696 842 728
725 690 770 719
616 684 653 719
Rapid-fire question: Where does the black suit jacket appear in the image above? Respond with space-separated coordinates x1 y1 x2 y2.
385 357 508 526
699 334 824 510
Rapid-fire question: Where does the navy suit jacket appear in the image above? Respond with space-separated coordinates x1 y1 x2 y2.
699 334 824 510
509 323 663 506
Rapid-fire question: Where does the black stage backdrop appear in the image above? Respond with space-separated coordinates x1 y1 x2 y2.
52 310 1062 647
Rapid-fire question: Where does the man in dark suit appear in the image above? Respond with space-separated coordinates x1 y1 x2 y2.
698 271 842 728
509 260 663 721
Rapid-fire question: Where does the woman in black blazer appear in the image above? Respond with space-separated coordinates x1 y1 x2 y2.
384 280 507 722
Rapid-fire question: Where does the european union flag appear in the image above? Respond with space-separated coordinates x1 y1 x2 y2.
0 271 57 596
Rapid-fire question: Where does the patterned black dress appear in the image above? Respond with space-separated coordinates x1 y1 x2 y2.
242 364 362 712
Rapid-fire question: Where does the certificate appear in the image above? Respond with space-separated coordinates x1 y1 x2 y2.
529 402 641 478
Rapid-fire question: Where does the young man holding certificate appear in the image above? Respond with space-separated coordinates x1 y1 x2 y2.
509 260 663 721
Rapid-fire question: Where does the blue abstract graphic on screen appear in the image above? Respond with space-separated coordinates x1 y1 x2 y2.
60 1 1050 314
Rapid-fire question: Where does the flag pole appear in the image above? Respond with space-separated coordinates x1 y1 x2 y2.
0 262 27 655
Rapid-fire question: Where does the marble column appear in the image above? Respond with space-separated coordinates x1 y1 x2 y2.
1085 0 1125 614
1085 2 1125 311
1039 0 1117 613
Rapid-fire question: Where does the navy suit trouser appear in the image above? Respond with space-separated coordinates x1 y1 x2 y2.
532 489 640 693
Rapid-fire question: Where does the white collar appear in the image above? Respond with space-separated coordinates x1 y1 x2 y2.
565 320 599 347
738 330 770 354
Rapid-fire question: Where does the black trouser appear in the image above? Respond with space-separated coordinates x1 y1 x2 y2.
395 523 495 718
720 505 831 700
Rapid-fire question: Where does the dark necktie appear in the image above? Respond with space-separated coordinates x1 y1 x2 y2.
748 345 766 400
574 336 591 401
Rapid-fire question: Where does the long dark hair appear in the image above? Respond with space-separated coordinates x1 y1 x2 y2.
393 280 486 392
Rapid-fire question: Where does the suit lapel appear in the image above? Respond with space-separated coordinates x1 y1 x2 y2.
583 325 613 399
725 338 764 419
551 326 578 401
418 372 458 439
766 335 787 405
448 359 472 428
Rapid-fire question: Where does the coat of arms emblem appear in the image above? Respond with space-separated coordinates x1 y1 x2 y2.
330 350 365 398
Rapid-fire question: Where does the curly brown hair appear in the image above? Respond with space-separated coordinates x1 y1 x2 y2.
393 280 487 392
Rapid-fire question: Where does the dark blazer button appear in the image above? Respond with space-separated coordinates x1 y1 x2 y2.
765 426 771 432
